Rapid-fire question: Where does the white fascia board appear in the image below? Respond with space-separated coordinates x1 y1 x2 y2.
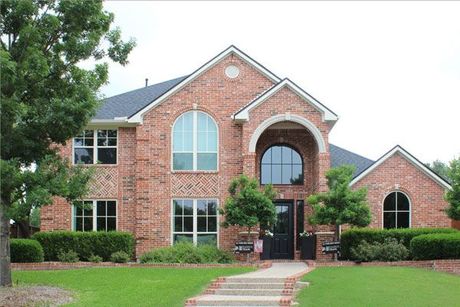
88 117 139 128
350 146 452 190
128 46 281 123
233 79 338 122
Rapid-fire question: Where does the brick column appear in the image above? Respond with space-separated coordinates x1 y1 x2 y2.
315 232 335 262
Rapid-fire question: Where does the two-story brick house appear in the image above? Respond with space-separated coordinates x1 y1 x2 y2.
41 46 452 259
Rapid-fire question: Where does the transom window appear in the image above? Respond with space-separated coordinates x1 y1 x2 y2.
172 111 218 171
73 130 117 164
261 145 303 185
173 199 218 246
73 200 117 231
383 191 410 229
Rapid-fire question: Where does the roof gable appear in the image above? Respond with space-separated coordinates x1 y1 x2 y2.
232 78 338 122
350 145 452 190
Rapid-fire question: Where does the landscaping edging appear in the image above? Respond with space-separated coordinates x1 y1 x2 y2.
12 261 267 271
310 259 460 275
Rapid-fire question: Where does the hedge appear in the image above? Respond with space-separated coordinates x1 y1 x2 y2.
11 239 44 263
32 231 134 261
410 233 460 260
340 228 458 260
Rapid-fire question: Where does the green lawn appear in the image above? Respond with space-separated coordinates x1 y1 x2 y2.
13 267 254 306
296 266 460 307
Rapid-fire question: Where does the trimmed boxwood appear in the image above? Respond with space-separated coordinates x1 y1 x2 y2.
32 231 134 261
341 228 458 260
410 233 460 260
11 239 44 263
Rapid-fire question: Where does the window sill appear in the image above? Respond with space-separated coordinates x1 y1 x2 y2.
73 164 118 167
171 170 219 174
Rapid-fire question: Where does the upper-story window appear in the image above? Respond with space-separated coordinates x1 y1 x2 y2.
172 111 218 171
261 145 303 185
73 130 117 164
383 191 410 229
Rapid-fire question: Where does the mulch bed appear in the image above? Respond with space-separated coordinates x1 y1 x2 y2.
0 285 73 307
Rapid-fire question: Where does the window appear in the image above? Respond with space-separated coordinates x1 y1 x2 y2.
73 200 117 231
172 111 217 171
173 199 218 246
383 191 410 229
74 130 117 164
261 145 303 185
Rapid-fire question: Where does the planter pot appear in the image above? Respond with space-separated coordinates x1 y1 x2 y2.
261 236 272 260
300 235 316 260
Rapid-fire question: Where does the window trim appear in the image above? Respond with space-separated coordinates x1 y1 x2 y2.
72 129 118 165
260 143 304 185
71 199 118 231
170 198 219 247
382 191 411 229
171 111 219 172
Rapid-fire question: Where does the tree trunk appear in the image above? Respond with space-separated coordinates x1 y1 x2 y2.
0 202 12 287
17 220 30 238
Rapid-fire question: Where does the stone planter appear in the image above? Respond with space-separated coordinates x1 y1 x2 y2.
300 235 316 260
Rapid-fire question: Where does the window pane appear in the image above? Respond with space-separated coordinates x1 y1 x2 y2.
175 115 183 131
83 217 93 231
292 150 302 164
75 217 82 231
397 212 410 228
83 206 93 216
184 217 193 232
262 148 271 164
197 112 207 131
97 201 106 216
281 164 292 184
197 153 217 170
97 130 107 138
98 148 117 164
292 165 303 184
107 138 117 146
84 130 94 137
272 164 282 184
197 234 217 246
208 216 217 232
74 138 84 146
282 147 292 164
174 217 182 232
207 201 217 215
384 212 396 229
397 193 410 211
272 146 282 163
107 130 117 138
106 217 116 231
174 234 193 244
208 116 216 132
197 217 207 232
197 200 206 215
74 148 94 164
197 131 207 151
173 153 193 170
75 203 82 216
97 138 108 146
183 112 193 130
183 200 193 215
183 131 193 151
208 131 217 151
173 131 183 151
261 164 271 184
174 200 183 215
384 193 396 211
97 217 106 231
106 201 116 216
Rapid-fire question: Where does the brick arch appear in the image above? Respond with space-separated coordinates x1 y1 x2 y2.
248 114 326 153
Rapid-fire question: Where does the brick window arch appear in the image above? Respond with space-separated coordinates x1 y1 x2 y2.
260 144 303 185
383 191 411 229
172 111 218 171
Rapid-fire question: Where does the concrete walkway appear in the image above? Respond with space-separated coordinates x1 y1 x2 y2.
185 262 309 306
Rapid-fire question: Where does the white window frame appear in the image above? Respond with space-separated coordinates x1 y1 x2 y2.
72 199 118 231
171 198 219 247
382 191 411 229
171 111 218 171
72 129 118 165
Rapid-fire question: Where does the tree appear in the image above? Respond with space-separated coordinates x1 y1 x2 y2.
0 0 135 286
307 165 371 240
445 158 460 220
220 175 277 237
426 160 451 183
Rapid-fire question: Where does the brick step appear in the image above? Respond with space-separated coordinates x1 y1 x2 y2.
220 283 286 289
213 289 291 296
225 277 287 283
193 295 291 306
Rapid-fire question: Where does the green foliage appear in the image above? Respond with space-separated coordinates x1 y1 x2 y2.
88 254 103 263
29 207 40 228
445 158 460 220
307 165 371 230
220 175 276 234
139 242 234 264
350 238 409 262
341 227 458 260
10 239 44 263
426 160 451 183
32 231 134 261
110 251 130 263
410 233 460 260
57 250 79 263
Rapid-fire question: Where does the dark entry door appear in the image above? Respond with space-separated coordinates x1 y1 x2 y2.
271 201 294 259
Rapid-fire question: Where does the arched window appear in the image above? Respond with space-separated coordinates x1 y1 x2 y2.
172 111 217 171
383 191 410 229
260 145 303 185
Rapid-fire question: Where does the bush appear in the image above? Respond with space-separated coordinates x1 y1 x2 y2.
351 238 409 262
139 242 234 264
410 233 460 260
57 250 79 263
341 228 458 260
32 231 134 261
10 239 44 263
88 254 103 263
110 251 130 263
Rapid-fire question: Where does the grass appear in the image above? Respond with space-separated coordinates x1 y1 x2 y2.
13 267 254 307
296 266 460 307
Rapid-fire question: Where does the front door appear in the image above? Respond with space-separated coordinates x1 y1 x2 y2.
271 201 294 259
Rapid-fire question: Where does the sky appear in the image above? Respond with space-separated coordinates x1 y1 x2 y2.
99 1 460 163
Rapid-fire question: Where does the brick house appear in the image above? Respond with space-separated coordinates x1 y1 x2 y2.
41 46 452 260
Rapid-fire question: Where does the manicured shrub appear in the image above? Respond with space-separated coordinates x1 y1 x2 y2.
139 242 234 264
88 254 103 263
110 251 130 263
10 239 44 263
32 231 134 261
57 250 79 263
410 233 460 260
341 228 458 260
351 238 408 262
